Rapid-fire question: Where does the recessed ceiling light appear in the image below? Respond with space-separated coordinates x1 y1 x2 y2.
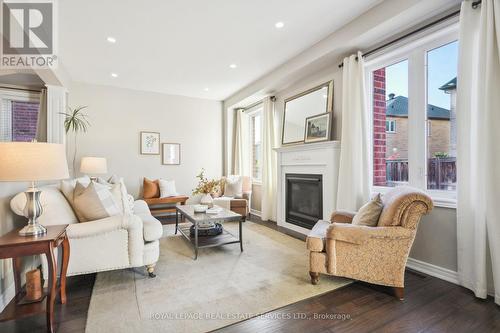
204 87 209 91
107 36 116 43
275 21 284 29
111 73 118 78
229 64 237 69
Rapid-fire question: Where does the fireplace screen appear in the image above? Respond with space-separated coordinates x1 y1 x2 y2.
285 174 323 229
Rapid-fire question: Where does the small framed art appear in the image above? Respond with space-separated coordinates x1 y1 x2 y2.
140 131 160 155
162 143 181 165
304 113 331 143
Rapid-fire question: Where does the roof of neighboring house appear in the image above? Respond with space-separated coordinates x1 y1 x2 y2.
439 77 457 91
386 96 450 119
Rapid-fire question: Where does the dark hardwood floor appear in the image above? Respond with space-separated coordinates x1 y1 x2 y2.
1 217 498 332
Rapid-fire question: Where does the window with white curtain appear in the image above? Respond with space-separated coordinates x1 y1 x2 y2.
0 89 40 142
246 103 263 182
365 25 458 206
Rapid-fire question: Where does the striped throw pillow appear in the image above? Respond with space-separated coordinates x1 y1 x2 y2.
73 181 121 222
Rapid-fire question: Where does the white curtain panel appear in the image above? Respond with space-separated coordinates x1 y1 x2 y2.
233 109 251 176
261 97 278 221
457 0 500 305
336 51 371 211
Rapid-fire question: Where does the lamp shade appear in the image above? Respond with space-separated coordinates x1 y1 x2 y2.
80 157 107 174
0 142 69 182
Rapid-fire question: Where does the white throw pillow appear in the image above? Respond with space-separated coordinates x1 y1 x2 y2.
159 179 178 198
97 175 132 215
224 175 243 198
73 181 121 222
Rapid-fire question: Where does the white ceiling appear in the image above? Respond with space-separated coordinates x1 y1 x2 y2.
59 0 382 100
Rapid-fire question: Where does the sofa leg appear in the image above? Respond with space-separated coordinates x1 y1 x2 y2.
310 271 320 285
146 264 156 278
393 287 404 300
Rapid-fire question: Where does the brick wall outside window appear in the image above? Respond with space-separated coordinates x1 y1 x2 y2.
373 68 387 186
12 101 40 142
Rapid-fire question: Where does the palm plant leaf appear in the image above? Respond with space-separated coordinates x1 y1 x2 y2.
60 106 90 134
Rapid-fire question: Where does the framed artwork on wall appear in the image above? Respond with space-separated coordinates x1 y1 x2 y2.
304 112 331 143
162 143 180 165
140 131 160 155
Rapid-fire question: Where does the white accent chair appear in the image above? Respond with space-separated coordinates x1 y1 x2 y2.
10 185 163 279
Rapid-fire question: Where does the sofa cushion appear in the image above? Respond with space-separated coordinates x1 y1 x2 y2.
143 178 160 199
73 182 121 222
306 220 331 252
60 175 91 221
10 185 78 226
224 175 243 198
352 193 383 227
159 179 178 198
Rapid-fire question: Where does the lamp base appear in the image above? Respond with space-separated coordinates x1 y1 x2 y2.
19 185 46 237
19 223 47 236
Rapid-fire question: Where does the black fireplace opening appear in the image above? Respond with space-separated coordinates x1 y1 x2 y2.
285 173 323 230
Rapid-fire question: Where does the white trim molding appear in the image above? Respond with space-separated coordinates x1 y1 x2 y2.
406 257 459 285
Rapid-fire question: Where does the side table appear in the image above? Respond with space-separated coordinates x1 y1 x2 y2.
0 224 70 333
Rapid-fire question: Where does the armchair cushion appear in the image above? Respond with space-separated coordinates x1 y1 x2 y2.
143 178 160 199
306 219 331 252
352 193 383 227
224 175 243 198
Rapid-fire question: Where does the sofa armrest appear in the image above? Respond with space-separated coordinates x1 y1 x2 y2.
66 214 142 239
242 191 252 201
133 199 151 216
326 223 414 245
330 210 356 223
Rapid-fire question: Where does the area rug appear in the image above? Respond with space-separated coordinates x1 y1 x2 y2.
85 221 350 333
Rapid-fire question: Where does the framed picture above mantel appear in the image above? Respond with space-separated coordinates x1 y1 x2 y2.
304 112 331 143
282 80 333 145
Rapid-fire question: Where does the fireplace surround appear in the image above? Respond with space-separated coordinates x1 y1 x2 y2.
275 141 341 236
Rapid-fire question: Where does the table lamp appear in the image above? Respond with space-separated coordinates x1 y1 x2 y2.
0 142 69 236
80 157 107 181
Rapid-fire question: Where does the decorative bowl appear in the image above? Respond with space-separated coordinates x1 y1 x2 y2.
194 204 208 213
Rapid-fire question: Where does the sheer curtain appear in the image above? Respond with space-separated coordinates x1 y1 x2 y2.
456 0 500 305
336 51 371 211
261 97 277 221
233 109 250 176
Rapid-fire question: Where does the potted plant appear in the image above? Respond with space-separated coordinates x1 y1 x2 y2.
60 106 90 175
192 169 221 207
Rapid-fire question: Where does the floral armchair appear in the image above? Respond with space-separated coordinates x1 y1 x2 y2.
306 186 433 299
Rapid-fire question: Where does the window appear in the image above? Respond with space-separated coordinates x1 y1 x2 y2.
366 26 458 203
0 89 40 142
386 120 396 133
246 104 263 182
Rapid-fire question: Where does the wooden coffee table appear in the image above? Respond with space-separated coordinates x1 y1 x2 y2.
175 205 243 260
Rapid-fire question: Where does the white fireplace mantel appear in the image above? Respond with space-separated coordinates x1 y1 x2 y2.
274 141 341 236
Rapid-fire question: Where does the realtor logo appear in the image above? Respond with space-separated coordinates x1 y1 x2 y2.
1 0 57 68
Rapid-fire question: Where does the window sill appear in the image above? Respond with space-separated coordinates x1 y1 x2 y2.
371 187 456 209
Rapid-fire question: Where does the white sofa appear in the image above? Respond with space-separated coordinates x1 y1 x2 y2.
10 185 163 279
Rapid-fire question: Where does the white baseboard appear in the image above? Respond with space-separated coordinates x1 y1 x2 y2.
406 257 459 285
0 281 16 313
250 209 261 217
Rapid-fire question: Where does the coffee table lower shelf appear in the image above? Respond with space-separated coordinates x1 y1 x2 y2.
177 224 242 259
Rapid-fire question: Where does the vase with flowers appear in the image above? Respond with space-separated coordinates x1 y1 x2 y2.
192 169 221 207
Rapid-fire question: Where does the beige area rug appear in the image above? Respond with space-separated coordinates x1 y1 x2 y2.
85 221 350 333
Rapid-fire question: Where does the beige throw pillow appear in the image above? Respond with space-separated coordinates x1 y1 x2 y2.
60 176 91 221
224 175 243 198
352 193 384 227
73 181 121 222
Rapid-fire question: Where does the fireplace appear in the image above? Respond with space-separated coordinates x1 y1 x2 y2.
285 174 323 229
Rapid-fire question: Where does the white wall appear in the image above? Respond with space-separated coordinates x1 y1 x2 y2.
68 82 223 198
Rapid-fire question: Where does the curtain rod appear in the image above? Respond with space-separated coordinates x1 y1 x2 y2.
338 1 481 69
0 85 42 93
